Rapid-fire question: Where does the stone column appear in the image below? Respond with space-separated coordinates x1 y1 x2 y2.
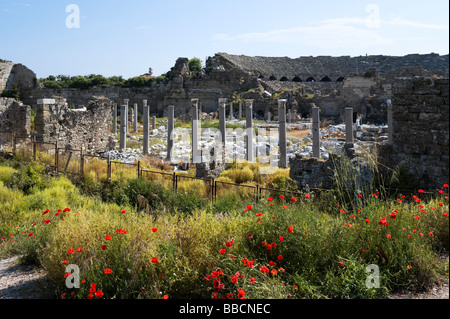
239 101 242 119
133 103 138 133
152 116 156 130
143 100 149 155
267 111 271 122
312 105 320 159
229 102 234 120
345 107 354 144
345 107 355 157
191 99 200 163
387 99 393 145
278 99 288 168
245 99 254 162
124 99 129 133
113 103 117 134
167 105 174 161
120 104 127 151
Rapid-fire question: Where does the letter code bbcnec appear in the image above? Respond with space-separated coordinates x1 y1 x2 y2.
223 304 270 314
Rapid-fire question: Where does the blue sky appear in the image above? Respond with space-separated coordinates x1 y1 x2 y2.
0 0 448 78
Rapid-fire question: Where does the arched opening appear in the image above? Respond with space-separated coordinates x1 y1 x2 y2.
292 76 303 82
306 77 315 82
269 75 277 81
320 76 332 82
280 76 289 82
336 77 345 82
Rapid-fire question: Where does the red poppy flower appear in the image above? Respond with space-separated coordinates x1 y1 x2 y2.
101 245 107 250
62 260 68 264
247 205 252 211
105 235 112 240
28 232 34 237
386 234 392 239
338 262 344 266
220 249 226 255
76 247 82 252
291 197 297 201
288 226 294 233
104 268 112 274
279 236 284 241
256 212 263 217
63 208 71 212
260 266 269 274
365 219 370 223
151 257 159 264
95 290 104 298
444 184 449 188
280 195 285 199
121 209 126 214
152 228 158 232
304 194 310 199
268 197 273 201
249 277 256 283
237 288 245 299
67 248 75 254
42 209 50 215
418 189 424 193
358 194 363 198
162 295 169 299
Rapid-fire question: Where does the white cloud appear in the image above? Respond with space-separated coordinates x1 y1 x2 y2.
213 23 393 49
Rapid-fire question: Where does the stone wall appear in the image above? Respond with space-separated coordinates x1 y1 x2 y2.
0 61 38 92
378 76 449 190
0 97 31 143
289 154 338 190
34 96 114 154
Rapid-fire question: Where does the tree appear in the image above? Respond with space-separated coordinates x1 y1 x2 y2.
188 57 202 73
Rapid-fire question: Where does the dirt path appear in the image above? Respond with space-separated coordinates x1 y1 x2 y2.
0 256 54 299
0 255 448 299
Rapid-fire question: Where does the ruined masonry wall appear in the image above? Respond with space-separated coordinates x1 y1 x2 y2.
387 77 449 189
34 97 114 154
0 97 31 143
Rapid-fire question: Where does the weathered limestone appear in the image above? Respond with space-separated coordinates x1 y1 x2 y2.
120 104 127 151
345 107 353 144
133 103 138 133
245 99 254 162
124 99 129 133
288 109 292 123
312 105 320 159
0 98 31 144
239 101 242 119
191 98 200 163
378 77 449 190
34 96 113 153
344 107 356 157
143 100 149 155
229 102 234 120
267 111 271 122
167 105 174 161
278 99 288 168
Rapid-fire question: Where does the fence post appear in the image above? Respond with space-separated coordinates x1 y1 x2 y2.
54 143 58 175
32 135 37 161
137 161 141 178
12 132 16 155
173 172 177 192
210 178 214 202
107 154 111 183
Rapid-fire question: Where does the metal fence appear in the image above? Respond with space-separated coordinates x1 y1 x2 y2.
1 132 438 203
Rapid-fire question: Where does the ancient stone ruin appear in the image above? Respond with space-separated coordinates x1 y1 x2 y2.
0 53 448 191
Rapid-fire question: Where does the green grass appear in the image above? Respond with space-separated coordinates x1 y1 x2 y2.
0 157 448 300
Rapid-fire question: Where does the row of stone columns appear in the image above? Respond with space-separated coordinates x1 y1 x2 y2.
115 98 393 167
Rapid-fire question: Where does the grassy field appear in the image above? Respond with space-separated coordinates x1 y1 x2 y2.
0 155 448 300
